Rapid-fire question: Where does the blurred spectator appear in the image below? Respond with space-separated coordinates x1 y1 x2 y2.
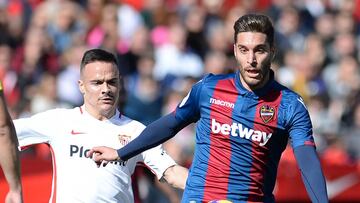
266 0 294 22
3 0 360 202
274 6 306 63
57 44 87 107
5 0 25 47
87 2 121 56
206 22 229 55
184 6 207 59
84 0 107 31
117 2 144 51
328 32 357 62
118 26 153 76
0 44 20 107
323 56 360 101
31 72 64 114
343 102 360 161
203 51 229 74
153 22 203 83
46 1 87 54
307 94 338 151
334 11 357 35
313 12 335 48
11 28 59 99
124 53 162 125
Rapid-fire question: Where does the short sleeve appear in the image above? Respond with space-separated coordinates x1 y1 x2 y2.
174 77 205 123
287 96 315 148
14 110 59 150
141 145 176 180
129 120 176 180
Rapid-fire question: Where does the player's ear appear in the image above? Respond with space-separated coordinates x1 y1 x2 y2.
78 80 85 94
270 47 276 61
233 44 237 57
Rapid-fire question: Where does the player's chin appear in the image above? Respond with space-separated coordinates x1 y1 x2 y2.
244 77 262 86
100 100 115 106
99 102 116 112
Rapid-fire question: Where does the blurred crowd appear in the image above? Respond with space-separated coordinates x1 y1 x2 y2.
1 0 360 202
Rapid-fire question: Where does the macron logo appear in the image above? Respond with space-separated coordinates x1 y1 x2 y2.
211 119 272 146
209 98 235 109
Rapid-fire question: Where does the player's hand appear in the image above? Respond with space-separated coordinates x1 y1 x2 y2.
87 146 120 167
5 189 23 203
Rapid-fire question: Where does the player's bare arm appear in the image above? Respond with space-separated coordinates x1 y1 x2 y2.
0 82 23 203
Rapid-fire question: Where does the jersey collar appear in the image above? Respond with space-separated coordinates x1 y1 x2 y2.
79 106 122 123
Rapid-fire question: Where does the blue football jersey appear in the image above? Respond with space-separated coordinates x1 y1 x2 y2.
174 70 315 202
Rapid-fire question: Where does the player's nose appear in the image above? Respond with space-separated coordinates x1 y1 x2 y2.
101 83 111 94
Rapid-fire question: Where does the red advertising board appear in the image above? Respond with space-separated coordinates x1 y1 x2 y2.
1 147 360 202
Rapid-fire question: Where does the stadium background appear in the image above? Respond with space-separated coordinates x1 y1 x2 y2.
1 0 360 202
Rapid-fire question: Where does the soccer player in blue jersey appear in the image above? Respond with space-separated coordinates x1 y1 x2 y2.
88 14 328 203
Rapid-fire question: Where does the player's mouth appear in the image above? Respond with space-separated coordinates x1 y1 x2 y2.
100 97 114 104
245 69 261 78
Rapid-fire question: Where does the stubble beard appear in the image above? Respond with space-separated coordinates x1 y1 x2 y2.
239 62 271 91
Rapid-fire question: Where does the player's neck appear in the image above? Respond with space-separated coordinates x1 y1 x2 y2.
83 105 116 121
240 73 270 92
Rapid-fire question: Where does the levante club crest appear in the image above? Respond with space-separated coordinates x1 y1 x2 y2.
260 105 275 123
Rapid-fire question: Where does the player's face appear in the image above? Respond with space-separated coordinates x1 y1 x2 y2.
79 61 120 120
233 32 274 91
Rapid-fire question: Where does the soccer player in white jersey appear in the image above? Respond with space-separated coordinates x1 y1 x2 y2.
13 49 188 203
0 81 23 203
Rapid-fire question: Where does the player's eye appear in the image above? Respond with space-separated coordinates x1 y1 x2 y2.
107 79 118 86
91 81 102 85
257 49 266 54
239 48 247 54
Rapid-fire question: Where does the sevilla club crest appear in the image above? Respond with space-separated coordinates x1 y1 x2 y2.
260 105 275 123
118 134 131 146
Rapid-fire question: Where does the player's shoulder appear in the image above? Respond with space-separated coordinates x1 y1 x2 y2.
273 80 298 98
115 114 146 131
202 72 235 82
273 81 307 109
196 73 235 88
34 107 75 117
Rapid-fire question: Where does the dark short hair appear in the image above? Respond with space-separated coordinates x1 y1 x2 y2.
233 14 274 47
80 49 118 73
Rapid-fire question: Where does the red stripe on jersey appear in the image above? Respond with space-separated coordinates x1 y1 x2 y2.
304 140 315 146
49 145 57 203
19 144 37 151
248 89 282 202
203 79 238 201
79 106 83 114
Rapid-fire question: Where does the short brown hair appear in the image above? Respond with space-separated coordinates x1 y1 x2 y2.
80 49 118 73
233 14 274 47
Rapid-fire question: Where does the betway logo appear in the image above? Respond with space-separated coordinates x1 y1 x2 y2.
209 98 234 108
211 119 272 146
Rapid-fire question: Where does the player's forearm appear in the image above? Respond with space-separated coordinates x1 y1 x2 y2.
294 145 328 203
118 113 187 160
0 137 22 191
163 165 189 189
0 96 22 191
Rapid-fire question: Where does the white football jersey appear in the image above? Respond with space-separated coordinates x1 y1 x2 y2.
14 107 176 203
